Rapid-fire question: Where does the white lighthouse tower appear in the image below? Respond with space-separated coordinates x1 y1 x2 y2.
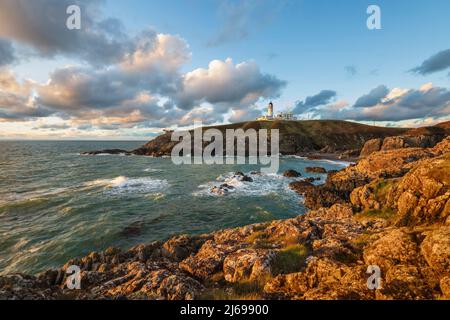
257 101 296 121
268 102 274 119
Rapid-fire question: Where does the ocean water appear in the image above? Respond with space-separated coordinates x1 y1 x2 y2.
0 141 348 275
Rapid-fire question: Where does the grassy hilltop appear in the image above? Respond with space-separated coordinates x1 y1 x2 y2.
133 120 409 157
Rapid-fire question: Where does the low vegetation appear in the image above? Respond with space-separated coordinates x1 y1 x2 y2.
271 244 309 275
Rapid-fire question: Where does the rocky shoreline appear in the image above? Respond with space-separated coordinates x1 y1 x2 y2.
1 135 449 300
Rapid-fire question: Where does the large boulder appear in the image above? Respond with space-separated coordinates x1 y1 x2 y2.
375 264 433 300
360 135 446 158
162 235 208 262
360 138 382 158
0 274 62 300
386 155 450 226
179 241 244 279
420 226 450 275
264 258 372 300
363 229 420 273
223 249 275 283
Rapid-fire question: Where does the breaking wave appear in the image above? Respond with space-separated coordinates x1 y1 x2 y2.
84 176 169 194
194 172 300 198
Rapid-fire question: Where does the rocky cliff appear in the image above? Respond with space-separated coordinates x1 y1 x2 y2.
359 122 450 158
2 135 449 300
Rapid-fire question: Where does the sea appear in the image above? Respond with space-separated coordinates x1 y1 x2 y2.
0 141 350 275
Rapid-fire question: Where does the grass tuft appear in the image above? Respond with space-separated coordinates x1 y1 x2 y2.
271 244 309 275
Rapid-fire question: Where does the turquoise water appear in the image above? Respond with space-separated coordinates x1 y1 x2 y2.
0 141 348 275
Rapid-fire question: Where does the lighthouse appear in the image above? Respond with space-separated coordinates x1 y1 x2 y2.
268 102 274 118
256 101 297 121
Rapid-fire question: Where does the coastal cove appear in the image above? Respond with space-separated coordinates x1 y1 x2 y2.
0 140 348 275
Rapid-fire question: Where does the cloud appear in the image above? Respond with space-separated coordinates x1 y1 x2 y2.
0 69 54 121
33 123 71 130
176 58 285 111
35 32 190 114
353 85 389 108
0 39 15 66
207 0 287 47
411 49 450 75
310 83 450 122
0 0 132 66
294 90 337 114
345 65 357 77
229 106 263 123
0 0 286 132
32 56 283 129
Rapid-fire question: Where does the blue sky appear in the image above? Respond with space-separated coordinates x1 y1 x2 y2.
99 0 450 102
1 0 450 139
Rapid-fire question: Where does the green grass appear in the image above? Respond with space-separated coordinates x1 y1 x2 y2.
246 231 274 249
271 244 309 275
356 207 396 221
372 179 395 202
350 233 373 249
198 279 267 300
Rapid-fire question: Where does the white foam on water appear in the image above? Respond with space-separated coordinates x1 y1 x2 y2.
84 176 169 194
194 172 300 198
0 187 73 206
313 159 354 168
281 155 308 160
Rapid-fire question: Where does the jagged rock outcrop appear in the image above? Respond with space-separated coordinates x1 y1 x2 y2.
360 133 448 158
297 137 450 212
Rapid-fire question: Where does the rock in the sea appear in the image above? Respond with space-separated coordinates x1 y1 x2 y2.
82 149 131 156
233 172 253 182
211 184 235 195
289 180 314 195
283 170 302 178
305 167 327 174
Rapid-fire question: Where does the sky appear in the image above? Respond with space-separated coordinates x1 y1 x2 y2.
0 0 450 140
